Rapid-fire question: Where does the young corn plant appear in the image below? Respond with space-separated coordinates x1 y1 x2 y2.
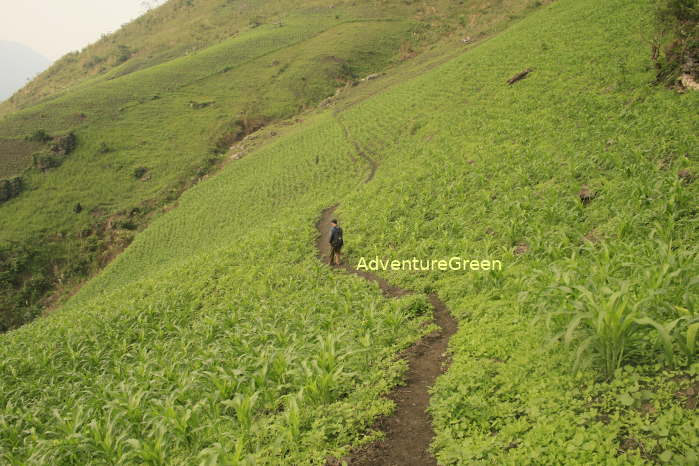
197 437 249 466
0 403 25 459
562 283 658 379
86 413 129 463
223 392 259 432
632 311 699 369
668 306 699 365
125 425 168 465
282 395 303 442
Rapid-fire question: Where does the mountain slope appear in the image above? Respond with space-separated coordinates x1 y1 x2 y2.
1 0 697 463
0 41 51 101
333 0 699 462
0 0 542 331
0 0 524 116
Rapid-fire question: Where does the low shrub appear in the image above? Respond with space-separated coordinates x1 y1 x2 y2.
26 129 51 143
0 177 23 204
33 152 63 171
50 132 77 155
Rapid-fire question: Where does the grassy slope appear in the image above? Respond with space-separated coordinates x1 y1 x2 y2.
0 0 548 330
0 0 513 115
1 0 697 464
334 0 699 463
0 0 408 114
0 0 545 241
0 15 407 330
0 17 409 241
0 139 42 178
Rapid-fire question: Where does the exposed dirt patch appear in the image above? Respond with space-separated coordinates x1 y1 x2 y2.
678 169 694 184
513 242 529 255
583 228 602 244
676 380 699 410
579 185 595 205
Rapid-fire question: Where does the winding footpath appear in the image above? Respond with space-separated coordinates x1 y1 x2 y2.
317 119 457 465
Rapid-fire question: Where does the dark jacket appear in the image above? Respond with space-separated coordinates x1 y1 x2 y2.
330 226 343 248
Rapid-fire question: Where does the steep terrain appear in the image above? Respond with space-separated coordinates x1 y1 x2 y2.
0 0 540 331
0 0 531 115
1 0 697 464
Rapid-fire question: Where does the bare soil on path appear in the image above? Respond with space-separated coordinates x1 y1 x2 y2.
316 205 457 466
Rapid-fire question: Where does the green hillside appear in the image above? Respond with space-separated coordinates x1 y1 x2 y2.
1 0 698 464
0 0 526 115
0 0 407 113
0 0 539 331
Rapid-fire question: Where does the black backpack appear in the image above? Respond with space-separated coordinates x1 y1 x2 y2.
332 226 344 247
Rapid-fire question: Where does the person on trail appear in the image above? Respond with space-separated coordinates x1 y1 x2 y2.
329 219 343 266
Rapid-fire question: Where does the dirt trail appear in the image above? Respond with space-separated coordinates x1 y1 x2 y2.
316 124 457 464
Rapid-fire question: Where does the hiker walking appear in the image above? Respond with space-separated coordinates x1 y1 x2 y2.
329 219 343 265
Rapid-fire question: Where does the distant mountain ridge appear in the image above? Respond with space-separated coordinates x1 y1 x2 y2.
0 41 51 101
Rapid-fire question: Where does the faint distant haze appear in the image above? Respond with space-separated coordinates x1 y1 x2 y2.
0 0 167 60
0 41 51 100
0 0 166 100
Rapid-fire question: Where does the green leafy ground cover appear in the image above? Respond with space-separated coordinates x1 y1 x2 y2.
334 0 699 462
0 114 435 463
1 0 697 463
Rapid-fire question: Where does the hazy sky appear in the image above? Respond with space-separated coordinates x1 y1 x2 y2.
0 0 167 61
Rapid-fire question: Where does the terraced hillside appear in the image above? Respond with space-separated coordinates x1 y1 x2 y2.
1 0 697 464
0 0 542 330
0 0 535 115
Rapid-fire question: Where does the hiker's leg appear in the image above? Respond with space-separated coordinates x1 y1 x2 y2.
329 248 336 265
